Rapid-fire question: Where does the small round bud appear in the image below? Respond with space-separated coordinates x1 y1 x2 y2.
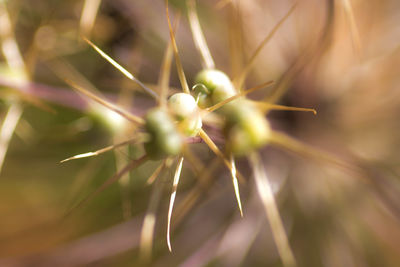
195 69 236 105
168 93 198 120
89 103 128 133
195 69 234 93
223 101 270 155
167 93 203 137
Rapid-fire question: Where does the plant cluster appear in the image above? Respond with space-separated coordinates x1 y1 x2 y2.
0 0 399 266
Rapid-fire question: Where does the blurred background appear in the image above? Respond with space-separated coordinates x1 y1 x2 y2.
0 0 399 266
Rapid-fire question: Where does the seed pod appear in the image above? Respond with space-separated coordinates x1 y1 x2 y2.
195 69 236 105
168 93 202 137
144 108 183 160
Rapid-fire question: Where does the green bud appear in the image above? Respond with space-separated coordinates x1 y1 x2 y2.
195 69 236 105
168 93 197 120
223 101 270 155
88 103 128 133
144 108 183 160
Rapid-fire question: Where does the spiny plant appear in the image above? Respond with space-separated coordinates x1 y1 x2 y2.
60 0 268 255
60 9 245 257
61 36 199 255
59 1 365 266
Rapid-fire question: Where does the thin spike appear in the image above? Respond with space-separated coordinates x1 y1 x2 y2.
199 129 245 183
49 59 101 94
254 102 317 115
79 0 102 37
65 155 148 218
264 0 334 105
187 0 215 69
0 2 27 75
60 137 141 163
230 154 243 217
64 158 103 206
83 37 158 99
0 2 27 176
159 41 173 107
182 145 204 174
167 156 184 252
342 0 361 57
115 146 132 220
263 60 300 105
146 160 166 185
206 80 274 113
174 159 219 225
227 0 245 78
234 3 297 90
165 1 190 94
249 152 296 267
159 25 176 107
0 103 23 174
187 133 244 217
199 129 231 169
8 90 55 113
64 79 145 125
269 131 355 171
140 168 164 260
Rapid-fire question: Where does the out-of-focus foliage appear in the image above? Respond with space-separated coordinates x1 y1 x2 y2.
0 0 399 266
